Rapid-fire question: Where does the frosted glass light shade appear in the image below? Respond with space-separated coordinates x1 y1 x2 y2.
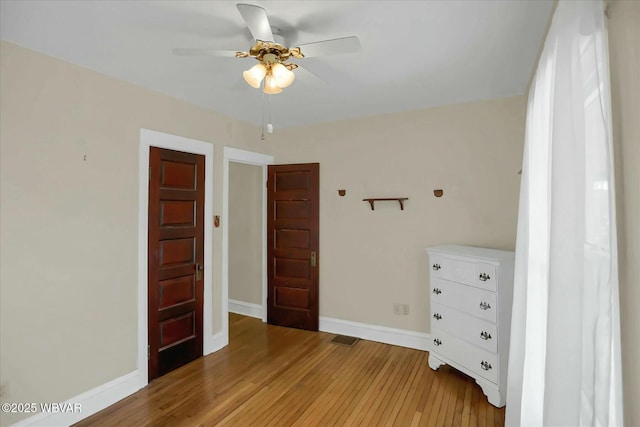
271 63 295 88
243 63 267 88
263 74 283 94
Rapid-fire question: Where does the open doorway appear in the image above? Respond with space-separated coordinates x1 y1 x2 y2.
222 147 273 344
228 162 264 318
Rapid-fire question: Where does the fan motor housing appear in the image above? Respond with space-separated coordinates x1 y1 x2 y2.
262 53 278 64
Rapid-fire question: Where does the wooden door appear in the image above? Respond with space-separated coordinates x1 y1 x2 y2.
267 163 319 331
148 147 204 381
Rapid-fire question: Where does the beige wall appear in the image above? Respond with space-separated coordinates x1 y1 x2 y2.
228 162 263 306
608 1 640 425
3 5 636 423
0 41 269 425
268 96 526 331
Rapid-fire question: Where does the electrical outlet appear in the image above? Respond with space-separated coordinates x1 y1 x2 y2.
393 303 402 315
402 304 410 316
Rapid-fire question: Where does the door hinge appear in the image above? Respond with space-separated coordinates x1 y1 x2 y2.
148 166 151 181
147 345 150 360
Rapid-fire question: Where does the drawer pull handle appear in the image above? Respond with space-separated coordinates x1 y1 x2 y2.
479 301 491 310
432 288 442 295
480 331 492 340
433 313 442 320
478 273 491 281
433 338 442 346
432 264 441 271
481 360 492 371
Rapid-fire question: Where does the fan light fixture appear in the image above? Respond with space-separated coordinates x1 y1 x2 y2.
242 63 267 88
271 63 295 88
240 43 300 94
263 74 283 94
243 63 294 93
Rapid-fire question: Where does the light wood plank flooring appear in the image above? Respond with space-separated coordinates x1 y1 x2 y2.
75 314 505 426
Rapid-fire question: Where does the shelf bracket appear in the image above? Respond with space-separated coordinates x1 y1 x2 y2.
362 198 409 211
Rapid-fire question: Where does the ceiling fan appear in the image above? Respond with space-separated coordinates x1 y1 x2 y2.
173 3 361 94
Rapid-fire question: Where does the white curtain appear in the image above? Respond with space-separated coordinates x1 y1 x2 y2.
505 1 623 426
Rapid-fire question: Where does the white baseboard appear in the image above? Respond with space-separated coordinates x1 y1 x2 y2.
319 316 431 351
205 331 227 356
11 370 145 427
229 299 263 319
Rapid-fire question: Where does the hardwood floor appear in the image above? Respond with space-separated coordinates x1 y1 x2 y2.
75 314 505 426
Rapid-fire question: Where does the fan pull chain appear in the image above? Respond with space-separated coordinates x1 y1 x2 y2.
267 93 273 134
260 84 274 141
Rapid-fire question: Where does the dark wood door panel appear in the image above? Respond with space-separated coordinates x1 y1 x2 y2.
149 147 205 382
159 228 197 241
161 160 196 190
274 257 311 280
159 238 195 266
160 312 195 348
274 200 311 221
160 201 195 227
157 189 198 202
158 300 196 323
158 265 195 281
267 163 319 331
275 229 310 249
158 341 198 377
159 275 195 309
274 171 311 191
274 286 310 310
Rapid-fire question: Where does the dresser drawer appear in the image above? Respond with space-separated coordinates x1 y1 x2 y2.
431 329 498 384
430 278 497 323
431 302 497 353
430 255 497 292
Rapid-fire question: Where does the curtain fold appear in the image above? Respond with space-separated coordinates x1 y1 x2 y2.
505 1 623 426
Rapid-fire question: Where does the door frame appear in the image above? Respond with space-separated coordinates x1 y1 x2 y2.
138 129 214 384
222 147 273 337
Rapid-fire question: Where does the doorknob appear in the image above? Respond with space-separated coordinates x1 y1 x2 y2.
310 251 317 268
196 263 203 281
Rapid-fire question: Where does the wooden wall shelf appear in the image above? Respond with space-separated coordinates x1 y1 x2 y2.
363 198 409 210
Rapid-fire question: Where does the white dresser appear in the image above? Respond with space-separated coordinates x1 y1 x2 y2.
426 244 515 407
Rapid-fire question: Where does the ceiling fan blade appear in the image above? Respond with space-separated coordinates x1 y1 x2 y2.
236 3 274 42
297 36 361 58
172 48 240 57
293 65 327 86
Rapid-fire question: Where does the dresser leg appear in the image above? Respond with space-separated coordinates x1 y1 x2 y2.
475 377 505 408
428 354 445 371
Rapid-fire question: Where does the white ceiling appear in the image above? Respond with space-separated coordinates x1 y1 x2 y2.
0 0 553 129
